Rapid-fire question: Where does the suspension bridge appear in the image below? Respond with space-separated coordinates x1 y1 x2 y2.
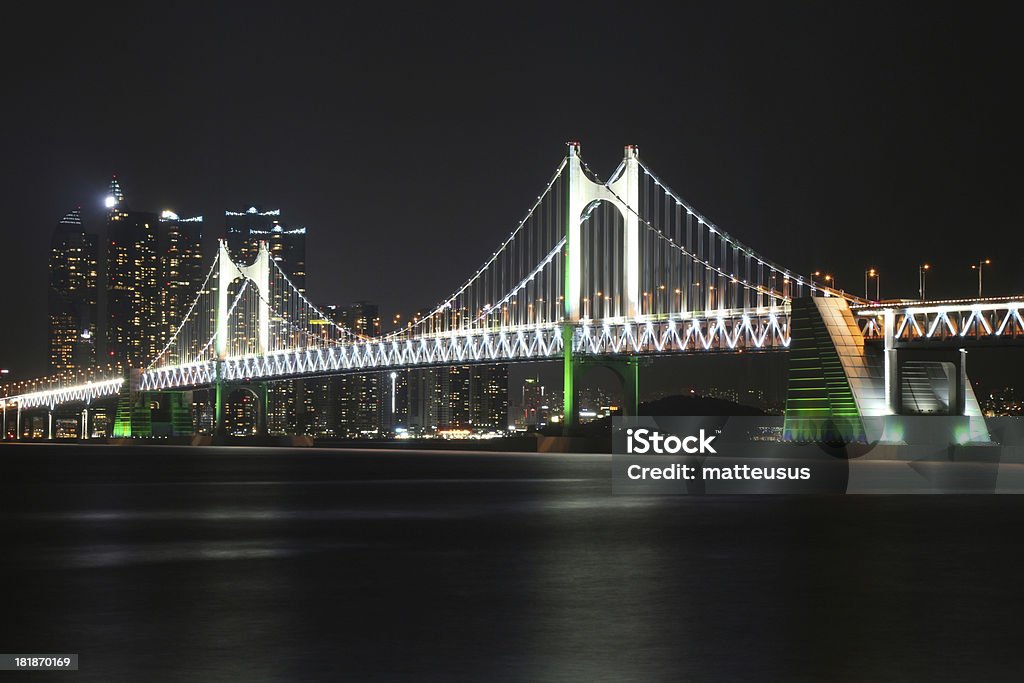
3 143 1023 443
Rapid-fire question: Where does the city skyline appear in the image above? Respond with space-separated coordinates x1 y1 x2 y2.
31 177 521 438
16 163 1024 401
8 144 1024 437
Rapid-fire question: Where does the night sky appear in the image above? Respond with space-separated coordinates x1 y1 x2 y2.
3 3 1022 381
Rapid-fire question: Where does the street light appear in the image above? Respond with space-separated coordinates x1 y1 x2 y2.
970 259 991 297
918 264 931 300
864 269 879 301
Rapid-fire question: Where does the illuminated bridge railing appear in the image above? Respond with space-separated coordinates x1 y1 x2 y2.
579 310 790 355
2 378 124 410
140 309 791 391
856 298 1024 344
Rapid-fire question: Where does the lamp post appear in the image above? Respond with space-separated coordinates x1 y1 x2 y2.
390 371 397 420
918 264 931 300
864 269 879 301
813 271 835 295
971 259 991 297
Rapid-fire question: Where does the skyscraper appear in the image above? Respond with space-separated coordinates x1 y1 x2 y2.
336 302 384 437
337 371 382 437
224 206 307 294
469 364 509 431
438 366 473 429
48 209 98 370
225 206 279 265
105 177 160 367
157 210 204 352
341 302 381 337
383 370 410 432
406 364 509 433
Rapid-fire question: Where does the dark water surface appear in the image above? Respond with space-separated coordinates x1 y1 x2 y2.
1 443 1022 681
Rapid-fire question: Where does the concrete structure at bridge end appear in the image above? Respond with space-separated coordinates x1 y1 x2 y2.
783 297 989 445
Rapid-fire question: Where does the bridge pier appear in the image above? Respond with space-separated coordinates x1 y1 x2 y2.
214 362 225 437
785 296 989 444
562 326 577 431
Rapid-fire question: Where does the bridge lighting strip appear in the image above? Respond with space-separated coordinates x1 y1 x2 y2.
3 378 124 409
140 313 792 392
857 302 1024 316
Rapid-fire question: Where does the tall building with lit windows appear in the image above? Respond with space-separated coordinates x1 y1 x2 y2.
340 302 381 337
105 177 161 367
407 364 509 433
157 211 204 352
383 370 410 433
469 364 509 431
333 302 384 437
224 206 307 292
48 208 98 370
225 206 308 433
225 206 278 264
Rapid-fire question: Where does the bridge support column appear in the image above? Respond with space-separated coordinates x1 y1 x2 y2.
47 408 53 440
957 349 968 416
562 326 577 432
884 308 898 414
81 406 89 440
214 362 226 437
16 403 21 440
2 402 6 440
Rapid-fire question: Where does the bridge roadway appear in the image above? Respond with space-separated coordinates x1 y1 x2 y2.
140 308 792 392
857 296 1024 348
4 296 1024 413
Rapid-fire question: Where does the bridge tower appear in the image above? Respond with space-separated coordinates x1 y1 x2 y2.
214 239 272 436
562 143 642 428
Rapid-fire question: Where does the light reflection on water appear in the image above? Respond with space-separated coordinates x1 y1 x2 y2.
1 444 1021 681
